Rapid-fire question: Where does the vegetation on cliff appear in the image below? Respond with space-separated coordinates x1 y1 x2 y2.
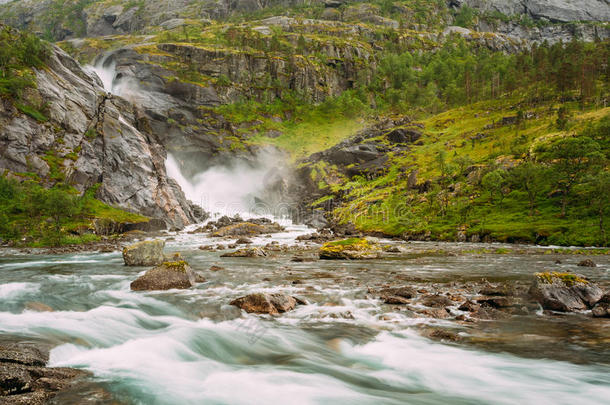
0 177 148 246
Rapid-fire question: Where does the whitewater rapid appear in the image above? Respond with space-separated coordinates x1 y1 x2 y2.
1 232 609 404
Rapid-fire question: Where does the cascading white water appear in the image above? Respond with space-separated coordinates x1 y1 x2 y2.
87 54 116 93
165 153 284 219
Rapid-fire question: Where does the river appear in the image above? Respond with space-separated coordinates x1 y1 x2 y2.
1 220 609 404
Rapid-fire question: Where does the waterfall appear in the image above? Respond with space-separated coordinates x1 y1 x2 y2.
165 153 282 218
87 54 116 93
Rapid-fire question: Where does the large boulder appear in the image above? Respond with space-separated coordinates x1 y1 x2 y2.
230 293 298 315
528 272 603 312
211 221 284 237
122 240 166 266
0 340 90 403
220 248 267 258
319 238 381 260
130 261 204 291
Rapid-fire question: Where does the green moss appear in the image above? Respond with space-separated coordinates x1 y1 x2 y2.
16 103 48 122
162 260 189 272
535 272 588 286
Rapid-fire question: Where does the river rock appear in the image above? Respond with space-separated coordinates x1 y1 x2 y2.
0 340 89 404
220 248 267 258
235 237 253 244
122 240 166 266
528 272 603 312
577 259 596 267
130 261 203 291
319 238 380 260
479 283 515 296
592 293 610 318
230 293 298 315
458 300 480 312
379 286 416 304
211 222 284 237
23 302 53 313
421 294 454 308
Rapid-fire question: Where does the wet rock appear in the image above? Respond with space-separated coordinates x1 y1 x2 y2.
592 303 610 318
230 293 299 315
424 328 461 342
235 237 253 245
23 302 53 313
291 255 317 262
0 344 47 367
458 300 481 312
470 306 511 320
529 272 603 312
319 238 380 260
477 297 515 308
416 307 451 319
211 221 284 237
382 245 402 253
0 341 88 404
592 293 610 318
0 364 32 396
479 283 515 296
421 294 454 308
379 286 416 298
382 296 410 305
209 265 225 271
220 248 267 258
122 239 166 266
130 261 202 291
379 286 416 304
577 259 596 267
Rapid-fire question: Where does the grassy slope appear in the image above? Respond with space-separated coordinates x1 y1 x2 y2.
320 99 610 246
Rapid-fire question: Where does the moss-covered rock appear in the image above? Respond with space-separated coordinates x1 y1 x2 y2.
529 272 603 312
319 238 380 260
122 239 166 266
130 260 205 291
211 222 283 237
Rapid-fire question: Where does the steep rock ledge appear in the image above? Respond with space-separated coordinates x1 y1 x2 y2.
0 44 200 229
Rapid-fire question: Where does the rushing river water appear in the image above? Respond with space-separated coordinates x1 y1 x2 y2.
1 220 609 404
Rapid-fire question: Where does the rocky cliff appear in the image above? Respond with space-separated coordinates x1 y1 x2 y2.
0 41 202 229
1 0 608 44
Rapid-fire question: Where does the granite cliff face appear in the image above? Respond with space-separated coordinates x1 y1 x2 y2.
0 43 202 228
453 0 610 23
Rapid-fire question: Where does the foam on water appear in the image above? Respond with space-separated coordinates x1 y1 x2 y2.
347 331 610 405
0 282 39 299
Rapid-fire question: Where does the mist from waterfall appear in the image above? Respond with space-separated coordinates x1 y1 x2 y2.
87 55 116 93
165 153 287 218
87 54 140 100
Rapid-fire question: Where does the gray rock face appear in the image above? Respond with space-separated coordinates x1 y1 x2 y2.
0 45 200 229
458 0 610 23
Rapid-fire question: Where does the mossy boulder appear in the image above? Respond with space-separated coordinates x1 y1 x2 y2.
220 247 267 258
529 272 603 312
211 221 284 237
230 293 298 315
122 239 166 266
319 238 380 260
130 261 205 291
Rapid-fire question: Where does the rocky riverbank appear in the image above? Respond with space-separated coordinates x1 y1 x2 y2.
0 337 112 404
